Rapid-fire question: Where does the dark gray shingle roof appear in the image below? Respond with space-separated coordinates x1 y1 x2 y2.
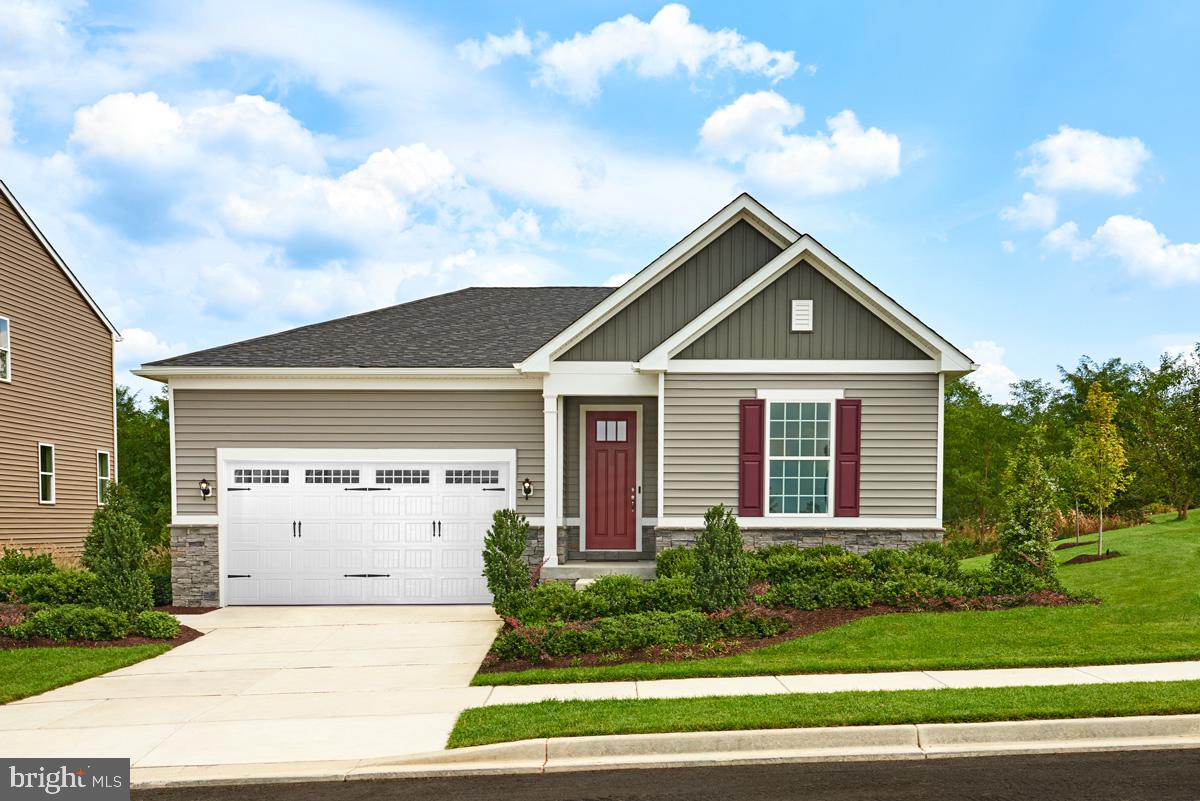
147 286 614 369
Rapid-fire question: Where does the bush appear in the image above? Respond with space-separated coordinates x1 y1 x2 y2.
693 505 750 611
641 575 697 612
990 435 1062 591
0 570 97 605
482 509 531 616
132 610 180 639
83 484 153 619
0 547 56 575
145 544 172 607
820 578 875 609
149 572 172 607
755 581 821 610
5 605 129 642
578 575 645 618
655 547 696 578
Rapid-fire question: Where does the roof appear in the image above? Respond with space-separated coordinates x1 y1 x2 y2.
0 180 120 337
145 286 613 369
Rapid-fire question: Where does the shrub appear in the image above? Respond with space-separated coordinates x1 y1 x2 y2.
876 574 965 607
641 575 697 612
5 605 129 642
990 435 1062 591
756 581 821 610
0 547 57 575
149 572 172 607
508 582 581 625
0 570 97 605
820 578 875 609
482 509 531 616
655 546 696 578
693 505 750 611
578 575 645 617
145 544 172 607
132 610 180 639
83 484 153 619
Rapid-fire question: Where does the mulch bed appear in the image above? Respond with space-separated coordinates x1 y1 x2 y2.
0 603 204 650
1064 551 1123 565
155 605 218 615
1055 539 1098 551
479 590 1086 674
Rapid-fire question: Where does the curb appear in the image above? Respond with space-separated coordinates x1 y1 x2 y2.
130 714 1200 788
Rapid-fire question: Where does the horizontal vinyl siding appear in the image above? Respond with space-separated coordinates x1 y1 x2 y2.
563 396 658 518
173 389 544 517
663 374 937 518
0 194 114 551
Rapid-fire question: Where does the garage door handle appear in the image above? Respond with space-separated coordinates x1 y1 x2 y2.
292 521 296 538
343 573 391 578
298 521 302 538
344 487 391 491
481 487 506 492
227 574 251 578
228 487 251 492
437 521 442 537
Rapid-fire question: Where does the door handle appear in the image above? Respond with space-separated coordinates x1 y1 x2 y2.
438 521 442 538
292 521 296 538
432 521 436 539
630 488 636 510
298 521 302 538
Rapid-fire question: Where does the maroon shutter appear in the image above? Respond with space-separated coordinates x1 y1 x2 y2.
834 399 862 517
738 399 765 516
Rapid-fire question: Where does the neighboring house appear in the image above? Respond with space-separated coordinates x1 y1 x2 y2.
0 181 119 553
136 194 975 607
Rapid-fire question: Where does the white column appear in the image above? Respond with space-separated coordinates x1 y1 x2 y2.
542 392 560 566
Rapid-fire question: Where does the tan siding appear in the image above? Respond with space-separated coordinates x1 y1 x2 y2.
663 374 937 518
562 397 657 518
173 389 544 517
0 194 115 551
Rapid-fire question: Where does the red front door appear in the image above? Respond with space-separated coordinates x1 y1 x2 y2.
585 410 638 550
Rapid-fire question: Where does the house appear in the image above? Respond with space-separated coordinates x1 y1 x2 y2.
135 194 975 607
0 181 119 553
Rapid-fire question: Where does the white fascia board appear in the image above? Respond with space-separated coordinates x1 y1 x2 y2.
756 388 845 400
136 367 540 392
664 359 940 374
0 180 120 337
518 195 800 373
544 369 658 397
657 516 943 530
217 447 518 463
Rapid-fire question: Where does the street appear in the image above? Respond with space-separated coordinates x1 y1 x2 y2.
137 749 1200 801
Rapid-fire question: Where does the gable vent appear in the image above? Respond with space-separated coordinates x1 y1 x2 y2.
791 299 814 332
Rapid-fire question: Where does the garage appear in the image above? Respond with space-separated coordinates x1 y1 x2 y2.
218 450 514 605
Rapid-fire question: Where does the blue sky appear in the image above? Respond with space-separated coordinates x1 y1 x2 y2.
3 1 1198 399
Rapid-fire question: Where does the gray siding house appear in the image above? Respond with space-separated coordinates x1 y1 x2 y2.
136 195 975 607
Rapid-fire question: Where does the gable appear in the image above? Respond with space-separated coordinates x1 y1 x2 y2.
558 219 783 361
676 259 932 360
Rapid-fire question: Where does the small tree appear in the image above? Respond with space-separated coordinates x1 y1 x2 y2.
990 432 1060 591
482 508 531 615
1071 382 1132 555
693 504 750 611
83 484 153 619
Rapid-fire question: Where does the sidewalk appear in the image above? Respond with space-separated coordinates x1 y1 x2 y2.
478 660 1200 705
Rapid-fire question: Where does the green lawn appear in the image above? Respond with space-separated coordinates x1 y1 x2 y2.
449 679 1200 748
473 513 1200 686
0 645 169 704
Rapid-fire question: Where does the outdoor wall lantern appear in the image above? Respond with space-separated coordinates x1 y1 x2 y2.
522 478 533 500
199 478 212 500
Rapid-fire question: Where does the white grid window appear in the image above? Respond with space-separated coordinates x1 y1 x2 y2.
0 316 10 382
233 468 290 484
594 419 628 442
38 444 54 504
97 451 111 504
445 469 499 485
376 469 430 484
305 468 359 484
767 402 831 515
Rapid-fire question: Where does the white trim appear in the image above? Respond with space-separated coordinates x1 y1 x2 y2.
556 395 565 523
657 371 665 522
0 181 119 336
756 388 844 401
0 315 11 383
762 396 837 520
542 394 559 567
168 383 178 520
663 360 940 374
137 368 538 391
543 369 656 397
37 442 55 505
937 372 945 521
111 333 118 483
96 450 112 505
658 516 943 530
172 515 219 526
578 404 643 552
518 195 800 373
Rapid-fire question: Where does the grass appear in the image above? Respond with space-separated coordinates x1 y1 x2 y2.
0 645 169 704
449 678 1200 748
473 512 1200 686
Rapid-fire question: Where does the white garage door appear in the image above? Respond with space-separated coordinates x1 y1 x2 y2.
222 455 511 605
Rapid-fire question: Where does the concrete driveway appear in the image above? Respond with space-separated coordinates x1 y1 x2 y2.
0 606 499 771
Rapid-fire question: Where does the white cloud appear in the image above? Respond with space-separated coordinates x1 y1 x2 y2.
1000 192 1057 229
116 327 185 364
1001 240 1015 253
456 27 532 69
1040 221 1095 260
535 4 797 101
966 340 1019 403
70 91 182 160
701 93 901 195
604 271 634 287
1092 215 1200 285
1020 126 1150 196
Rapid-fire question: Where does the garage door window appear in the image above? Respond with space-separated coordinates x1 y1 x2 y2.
233 468 290 484
376 469 430 484
305 468 360 484
446 469 499 484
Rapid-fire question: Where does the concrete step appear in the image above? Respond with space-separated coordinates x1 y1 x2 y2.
542 561 657 582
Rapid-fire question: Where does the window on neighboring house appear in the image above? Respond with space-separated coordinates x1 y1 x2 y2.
767 401 832 515
0 316 10 382
38 444 55 504
97 451 111 504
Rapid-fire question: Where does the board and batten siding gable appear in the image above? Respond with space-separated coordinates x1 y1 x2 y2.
559 220 783 361
172 389 545 517
663 374 937 518
562 396 658 518
0 192 115 551
678 260 931 360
